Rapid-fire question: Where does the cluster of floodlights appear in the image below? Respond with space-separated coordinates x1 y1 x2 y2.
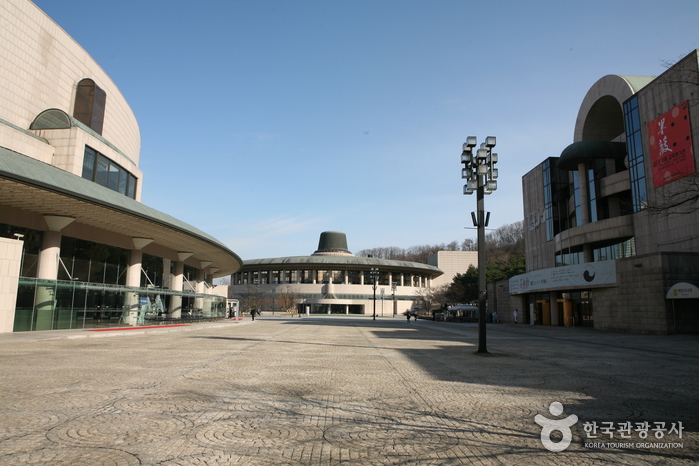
461 136 498 194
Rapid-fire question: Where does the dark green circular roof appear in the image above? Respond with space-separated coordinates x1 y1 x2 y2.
314 231 350 254
558 141 626 170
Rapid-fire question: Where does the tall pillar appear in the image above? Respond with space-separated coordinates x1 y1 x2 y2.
123 238 152 326
37 230 61 280
576 164 594 263
194 266 206 315
35 216 75 331
170 252 191 319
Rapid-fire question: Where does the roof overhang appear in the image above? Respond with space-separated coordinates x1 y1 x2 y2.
558 141 626 170
0 147 242 277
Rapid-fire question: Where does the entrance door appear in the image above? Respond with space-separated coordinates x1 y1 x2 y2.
578 299 593 327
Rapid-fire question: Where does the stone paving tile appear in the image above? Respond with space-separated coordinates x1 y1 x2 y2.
0 316 696 465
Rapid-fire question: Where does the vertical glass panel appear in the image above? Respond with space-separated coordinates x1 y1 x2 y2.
96 155 109 187
347 270 360 284
82 147 96 180
13 281 37 331
117 167 128 194
74 79 95 128
91 85 106 135
108 162 120 191
54 281 76 329
127 175 137 199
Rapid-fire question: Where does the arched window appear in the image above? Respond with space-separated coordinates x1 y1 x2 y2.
73 78 106 135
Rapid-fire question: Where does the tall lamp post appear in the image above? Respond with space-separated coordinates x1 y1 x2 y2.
391 281 397 317
370 268 379 321
461 136 498 354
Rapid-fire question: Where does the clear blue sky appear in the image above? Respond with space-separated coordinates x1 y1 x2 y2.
33 0 699 260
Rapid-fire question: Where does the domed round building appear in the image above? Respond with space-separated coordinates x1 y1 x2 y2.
231 232 443 316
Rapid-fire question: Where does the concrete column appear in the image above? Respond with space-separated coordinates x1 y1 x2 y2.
37 230 61 280
170 261 185 318
123 249 142 326
163 258 172 288
124 238 153 326
35 216 75 331
577 163 590 226
345 304 349 315
194 268 205 315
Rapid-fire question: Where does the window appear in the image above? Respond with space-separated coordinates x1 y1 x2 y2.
81 146 137 199
623 96 648 212
74 79 106 135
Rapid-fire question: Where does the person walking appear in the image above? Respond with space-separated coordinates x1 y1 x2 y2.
513 309 519 324
251 309 256 321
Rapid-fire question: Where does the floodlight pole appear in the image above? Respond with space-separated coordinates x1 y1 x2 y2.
370 267 379 321
476 174 487 354
461 136 498 354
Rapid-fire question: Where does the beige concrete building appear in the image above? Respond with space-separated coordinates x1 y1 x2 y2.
0 0 242 332
428 250 478 288
231 232 443 317
506 50 699 334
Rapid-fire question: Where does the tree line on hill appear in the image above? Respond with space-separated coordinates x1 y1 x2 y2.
356 221 525 306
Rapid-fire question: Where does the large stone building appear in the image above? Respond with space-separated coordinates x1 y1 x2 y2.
506 50 699 334
0 0 242 332
231 231 443 316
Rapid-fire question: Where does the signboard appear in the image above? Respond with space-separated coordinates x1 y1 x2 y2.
509 261 617 294
648 100 695 188
666 282 699 299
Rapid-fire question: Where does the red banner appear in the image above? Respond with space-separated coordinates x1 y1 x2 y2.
648 100 695 188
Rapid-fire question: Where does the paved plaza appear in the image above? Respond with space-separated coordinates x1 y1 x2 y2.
0 316 696 465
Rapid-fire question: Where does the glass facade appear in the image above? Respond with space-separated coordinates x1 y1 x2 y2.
58 236 129 284
13 279 226 332
624 96 648 212
572 170 582 227
82 146 137 199
542 158 569 242
231 268 428 288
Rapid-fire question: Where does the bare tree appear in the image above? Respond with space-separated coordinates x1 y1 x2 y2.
277 285 301 312
647 174 699 215
235 284 264 313
413 285 449 314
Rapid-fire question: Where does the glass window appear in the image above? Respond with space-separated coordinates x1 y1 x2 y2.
82 147 96 180
96 155 109 187
117 168 128 194
108 162 120 191
623 96 647 212
347 270 361 284
74 78 106 135
127 174 137 199
83 146 137 199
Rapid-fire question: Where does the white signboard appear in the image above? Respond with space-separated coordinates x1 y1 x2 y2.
666 282 699 299
509 261 617 294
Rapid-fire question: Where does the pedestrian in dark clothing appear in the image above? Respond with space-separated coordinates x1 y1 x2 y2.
406 313 411 322
251 309 256 321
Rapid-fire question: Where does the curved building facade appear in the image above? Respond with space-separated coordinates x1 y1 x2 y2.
0 0 242 332
512 51 699 333
231 232 443 316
